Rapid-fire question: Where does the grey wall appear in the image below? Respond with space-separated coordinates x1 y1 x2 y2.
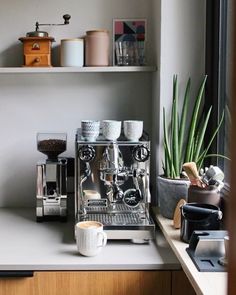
0 0 206 207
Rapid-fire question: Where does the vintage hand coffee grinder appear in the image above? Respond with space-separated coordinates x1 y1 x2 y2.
19 14 71 67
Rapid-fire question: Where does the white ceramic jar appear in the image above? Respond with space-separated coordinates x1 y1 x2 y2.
85 30 110 66
60 38 84 67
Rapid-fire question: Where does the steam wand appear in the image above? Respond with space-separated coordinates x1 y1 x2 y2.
80 162 92 216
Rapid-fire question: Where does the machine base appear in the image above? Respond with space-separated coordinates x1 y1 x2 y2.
36 216 67 222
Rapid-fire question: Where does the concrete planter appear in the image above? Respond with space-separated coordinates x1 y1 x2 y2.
157 176 190 219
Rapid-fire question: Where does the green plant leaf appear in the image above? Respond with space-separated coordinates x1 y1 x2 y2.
172 77 180 177
184 75 207 163
203 153 231 161
163 108 171 177
193 106 212 162
163 107 176 178
162 75 227 179
197 110 225 169
179 78 191 166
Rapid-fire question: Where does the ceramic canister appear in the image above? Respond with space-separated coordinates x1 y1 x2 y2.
85 30 110 66
60 38 84 67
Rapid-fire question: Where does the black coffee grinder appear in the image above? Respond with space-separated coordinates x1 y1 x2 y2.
36 133 67 221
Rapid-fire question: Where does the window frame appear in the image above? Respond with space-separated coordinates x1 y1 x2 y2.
205 0 228 171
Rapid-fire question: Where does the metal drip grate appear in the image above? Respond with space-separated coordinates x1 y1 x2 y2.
86 207 107 212
85 203 146 213
114 204 140 211
85 213 142 225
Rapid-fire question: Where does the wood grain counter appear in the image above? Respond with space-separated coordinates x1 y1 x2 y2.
153 208 227 295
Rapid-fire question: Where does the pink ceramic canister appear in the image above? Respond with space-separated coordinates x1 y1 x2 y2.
85 30 110 66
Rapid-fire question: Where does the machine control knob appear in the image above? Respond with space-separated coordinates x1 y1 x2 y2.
78 145 95 162
132 145 150 162
60 158 67 164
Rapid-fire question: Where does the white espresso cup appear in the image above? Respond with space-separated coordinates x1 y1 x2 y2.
81 120 100 141
102 120 121 141
75 221 107 257
124 120 143 141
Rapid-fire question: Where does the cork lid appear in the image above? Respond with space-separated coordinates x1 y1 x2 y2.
61 38 84 41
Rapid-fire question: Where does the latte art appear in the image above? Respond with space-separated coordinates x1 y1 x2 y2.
78 221 101 229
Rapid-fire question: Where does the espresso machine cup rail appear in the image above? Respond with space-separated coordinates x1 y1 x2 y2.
74 129 155 241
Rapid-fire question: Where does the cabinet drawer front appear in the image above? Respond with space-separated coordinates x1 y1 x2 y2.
0 271 197 295
24 41 51 54
24 55 51 67
33 271 171 295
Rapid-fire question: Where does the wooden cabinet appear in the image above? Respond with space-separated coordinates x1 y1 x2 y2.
0 270 195 295
172 271 196 295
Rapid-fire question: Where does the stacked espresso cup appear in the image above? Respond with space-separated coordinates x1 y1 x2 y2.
81 119 143 141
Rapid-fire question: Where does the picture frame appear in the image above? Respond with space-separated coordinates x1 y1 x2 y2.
112 18 147 66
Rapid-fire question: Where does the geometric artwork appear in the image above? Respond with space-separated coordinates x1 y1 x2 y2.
113 19 147 65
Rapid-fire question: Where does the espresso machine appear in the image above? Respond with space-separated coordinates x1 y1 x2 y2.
36 133 68 222
75 129 155 241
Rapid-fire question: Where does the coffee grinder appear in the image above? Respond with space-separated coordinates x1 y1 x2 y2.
19 14 71 67
36 133 68 222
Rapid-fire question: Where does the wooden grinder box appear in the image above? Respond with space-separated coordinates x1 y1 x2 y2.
19 37 55 67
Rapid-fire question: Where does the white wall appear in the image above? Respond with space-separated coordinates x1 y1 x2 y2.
152 0 206 201
0 0 153 207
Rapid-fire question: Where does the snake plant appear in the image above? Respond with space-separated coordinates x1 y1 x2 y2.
162 75 226 178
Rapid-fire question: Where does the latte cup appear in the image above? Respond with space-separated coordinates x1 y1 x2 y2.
124 120 143 141
75 221 107 257
102 120 121 141
81 120 100 141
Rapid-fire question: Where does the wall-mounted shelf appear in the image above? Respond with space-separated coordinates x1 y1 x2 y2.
0 66 157 74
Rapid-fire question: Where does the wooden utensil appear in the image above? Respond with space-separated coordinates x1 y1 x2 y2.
173 198 186 229
182 162 205 187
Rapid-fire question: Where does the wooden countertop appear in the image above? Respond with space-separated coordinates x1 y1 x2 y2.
153 208 227 295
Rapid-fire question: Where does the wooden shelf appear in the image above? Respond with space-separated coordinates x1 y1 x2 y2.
0 66 157 74
153 208 227 295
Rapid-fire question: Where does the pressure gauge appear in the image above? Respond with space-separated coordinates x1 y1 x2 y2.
123 189 141 207
132 145 150 162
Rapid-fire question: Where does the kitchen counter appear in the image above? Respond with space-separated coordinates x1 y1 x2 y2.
153 208 227 295
0 208 180 271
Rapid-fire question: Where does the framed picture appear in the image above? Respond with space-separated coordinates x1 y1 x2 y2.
113 18 147 66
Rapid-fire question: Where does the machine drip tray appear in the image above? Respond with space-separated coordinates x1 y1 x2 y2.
78 212 155 240
186 230 228 272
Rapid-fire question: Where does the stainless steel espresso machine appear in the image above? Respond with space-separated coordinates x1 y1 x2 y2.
75 129 155 241
36 133 68 222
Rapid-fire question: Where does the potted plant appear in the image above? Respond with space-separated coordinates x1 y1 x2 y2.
158 75 225 219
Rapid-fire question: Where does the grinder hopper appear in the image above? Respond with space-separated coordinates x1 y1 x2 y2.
37 133 67 160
